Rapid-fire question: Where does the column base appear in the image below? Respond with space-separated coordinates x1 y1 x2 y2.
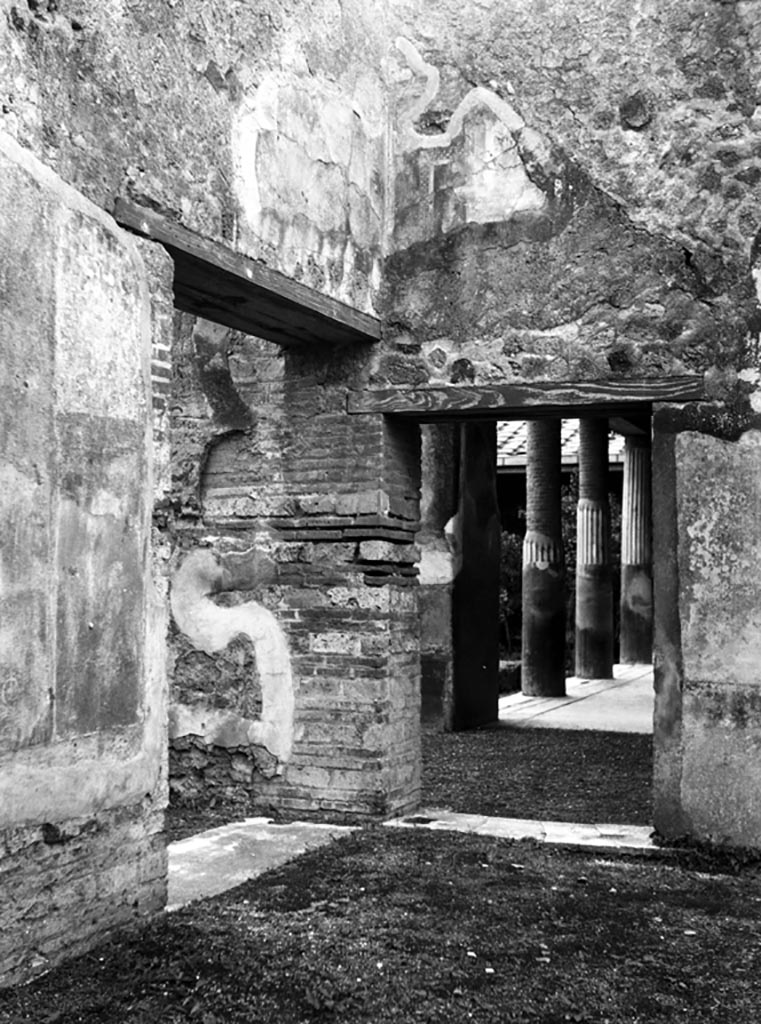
620 564 653 664
521 565 566 697
575 565 614 679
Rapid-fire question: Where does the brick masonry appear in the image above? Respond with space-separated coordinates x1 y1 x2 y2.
0 803 166 987
165 323 422 817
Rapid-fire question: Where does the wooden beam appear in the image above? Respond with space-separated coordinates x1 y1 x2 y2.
347 377 705 420
114 198 381 348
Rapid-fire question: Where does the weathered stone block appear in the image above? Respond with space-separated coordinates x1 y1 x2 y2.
654 426 761 846
0 803 166 988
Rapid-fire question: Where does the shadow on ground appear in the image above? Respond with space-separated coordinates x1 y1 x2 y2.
422 727 653 825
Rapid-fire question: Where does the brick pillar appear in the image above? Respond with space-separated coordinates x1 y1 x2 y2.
620 434 653 664
575 418 614 679
521 419 565 696
167 334 423 819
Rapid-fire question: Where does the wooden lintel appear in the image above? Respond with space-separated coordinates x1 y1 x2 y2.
114 198 381 347
347 377 705 420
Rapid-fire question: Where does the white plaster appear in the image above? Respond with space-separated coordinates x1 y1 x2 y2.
395 36 441 129
231 79 275 230
231 69 384 308
168 704 277 751
88 490 124 518
752 264 761 302
351 71 387 141
170 548 294 765
443 513 463 578
54 205 146 424
392 38 547 240
395 37 525 149
737 368 761 384
677 431 761 688
418 546 455 585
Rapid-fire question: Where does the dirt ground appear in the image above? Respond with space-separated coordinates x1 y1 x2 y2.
4 728 761 1023
3 827 761 1024
421 727 653 826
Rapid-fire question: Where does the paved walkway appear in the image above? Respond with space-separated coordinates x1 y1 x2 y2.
498 663 653 733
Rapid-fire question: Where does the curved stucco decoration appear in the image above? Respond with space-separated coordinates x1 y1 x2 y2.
170 548 294 767
396 36 525 145
393 37 555 245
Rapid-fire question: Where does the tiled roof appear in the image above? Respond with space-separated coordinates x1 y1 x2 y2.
497 420 626 470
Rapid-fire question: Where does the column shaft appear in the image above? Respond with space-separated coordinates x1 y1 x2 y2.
521 419 565 696
575 418 614 679
620 434 653 663
452 422 501 728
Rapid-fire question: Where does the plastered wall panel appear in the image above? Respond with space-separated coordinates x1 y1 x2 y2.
676 430 761 687
0 153 56 752
0 129 164 828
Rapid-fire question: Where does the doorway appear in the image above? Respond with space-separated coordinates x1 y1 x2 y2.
417 403 656 827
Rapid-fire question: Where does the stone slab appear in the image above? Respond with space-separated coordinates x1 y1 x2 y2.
167 818 357 910
386 809 658 855
166 807 659 919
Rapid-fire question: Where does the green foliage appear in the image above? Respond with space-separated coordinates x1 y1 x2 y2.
499 529 523 657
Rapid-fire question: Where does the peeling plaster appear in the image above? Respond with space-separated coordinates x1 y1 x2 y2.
170 548 294 765
230 65 386 310
393 37 549 241
417 544 456 585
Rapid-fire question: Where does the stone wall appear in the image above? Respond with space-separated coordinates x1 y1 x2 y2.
165 322 421 817
0 130 168 985
0 0 390 311
653 415 761 846
378 0 761 841
5 3 761 996
376 8 758 389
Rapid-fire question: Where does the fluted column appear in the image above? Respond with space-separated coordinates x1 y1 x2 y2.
575 418 614 679
620 434 653 664
521 419 565 696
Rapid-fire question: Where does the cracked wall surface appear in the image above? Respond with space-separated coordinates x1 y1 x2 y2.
0 129 168 985
0 0 390 312
377 22 757 389
389 0 761 274
654 422 761 846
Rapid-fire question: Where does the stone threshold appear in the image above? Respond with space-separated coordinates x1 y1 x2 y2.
167 809 664 912
385 808 660 855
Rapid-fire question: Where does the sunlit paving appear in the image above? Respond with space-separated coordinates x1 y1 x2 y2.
499 663 653 734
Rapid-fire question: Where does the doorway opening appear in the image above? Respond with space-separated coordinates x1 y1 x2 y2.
417 401 656 828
